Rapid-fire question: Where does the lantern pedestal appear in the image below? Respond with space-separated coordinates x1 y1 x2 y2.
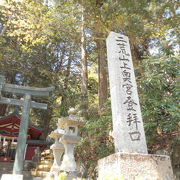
60 135 81 172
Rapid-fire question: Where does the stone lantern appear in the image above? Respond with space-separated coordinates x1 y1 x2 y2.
58 108 84 173
49 127 65 173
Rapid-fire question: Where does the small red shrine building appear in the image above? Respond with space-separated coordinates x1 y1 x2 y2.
0 110 47 161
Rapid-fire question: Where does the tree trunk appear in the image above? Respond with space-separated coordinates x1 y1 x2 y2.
40 108 52 140
80 5 88 119
96 36 108 112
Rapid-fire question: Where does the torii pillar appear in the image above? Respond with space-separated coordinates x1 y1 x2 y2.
0 75 54 175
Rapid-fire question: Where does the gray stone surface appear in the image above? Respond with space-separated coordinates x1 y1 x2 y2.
58 108 84 128
102 32 174 179
61 135 81 172
98 152 174 180
13 94 31 174
59 108 83 173
1 174 23 180
48 130 64 176
50 140 64 172
0 162 33 180
60 139 79 172
66 171 81 180
106 32 147 154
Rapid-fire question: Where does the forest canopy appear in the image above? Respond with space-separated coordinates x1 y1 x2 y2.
0 0 179 178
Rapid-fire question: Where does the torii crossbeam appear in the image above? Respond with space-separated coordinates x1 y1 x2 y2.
0 75 54 174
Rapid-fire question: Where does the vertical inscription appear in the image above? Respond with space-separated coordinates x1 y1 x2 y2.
116 36 141 141
106 32 148 154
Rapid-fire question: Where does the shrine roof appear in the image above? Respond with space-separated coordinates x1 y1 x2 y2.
0 110 20 121
0 110 43 139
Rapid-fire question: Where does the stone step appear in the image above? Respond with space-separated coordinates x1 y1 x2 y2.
42 158 53 160
41 156 54 160
35 167 50 171
33 177 43 180
37 164 51 170
40 160 53 165
31 170 49 177
41 150 51 156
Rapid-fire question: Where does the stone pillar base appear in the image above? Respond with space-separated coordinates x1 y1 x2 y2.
1 174 23 180
98 152 174 180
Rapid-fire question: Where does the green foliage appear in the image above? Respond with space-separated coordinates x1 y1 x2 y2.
75 54 179 178
76 101 114 178
137 55 179 150
0 0 82 135
0 0 179 178
58 172 68 180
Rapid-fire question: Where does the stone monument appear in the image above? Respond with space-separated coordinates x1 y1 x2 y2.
98 32 174 180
